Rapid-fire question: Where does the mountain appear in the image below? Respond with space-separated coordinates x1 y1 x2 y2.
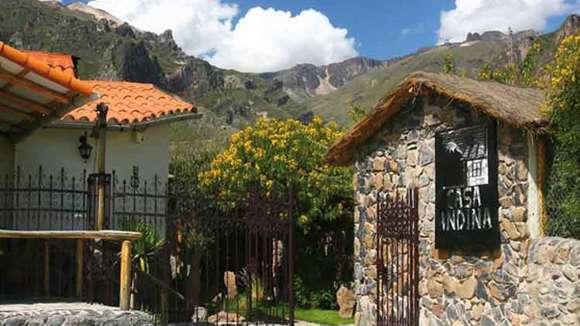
300 16 579 126
2 0 578 150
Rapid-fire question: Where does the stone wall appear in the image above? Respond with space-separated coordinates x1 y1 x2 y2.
0 302 153 326
523 237 580 325
352 94 559 325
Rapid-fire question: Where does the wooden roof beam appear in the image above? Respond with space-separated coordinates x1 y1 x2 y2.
0 103 35 121
0 89 52 115
0 121 22 133
0 70 70 104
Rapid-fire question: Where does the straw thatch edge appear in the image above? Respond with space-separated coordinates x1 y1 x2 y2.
325 71 548 166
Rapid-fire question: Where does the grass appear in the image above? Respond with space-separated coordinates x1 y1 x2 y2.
223 295 354 325
294 307 354 325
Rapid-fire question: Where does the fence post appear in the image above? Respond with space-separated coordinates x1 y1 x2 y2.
76 239 84 297
288 185 295 326
43 240 50 296
120 240 132 310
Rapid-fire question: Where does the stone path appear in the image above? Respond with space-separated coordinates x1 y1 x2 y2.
0 301 153 326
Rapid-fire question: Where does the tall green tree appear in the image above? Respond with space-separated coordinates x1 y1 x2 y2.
200 116 354 298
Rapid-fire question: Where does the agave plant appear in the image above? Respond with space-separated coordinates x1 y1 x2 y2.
119 218 165 273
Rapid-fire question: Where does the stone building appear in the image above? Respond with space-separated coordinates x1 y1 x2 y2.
326 72 579 325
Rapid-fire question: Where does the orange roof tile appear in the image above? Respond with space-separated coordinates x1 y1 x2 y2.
0 42 93 96
21 50 76 77
63 81 196 124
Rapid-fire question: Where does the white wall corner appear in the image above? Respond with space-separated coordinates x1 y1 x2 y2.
527 134 541 238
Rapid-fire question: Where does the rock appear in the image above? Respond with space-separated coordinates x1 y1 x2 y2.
191 307 208 322
419 145 434 166
501 218 521 240
207 311 245 323
224 271 237 299
499 197 515 209
336 285 356 318
472 303 483 321
457 277 477 299
512 207 527 222
427 279 443 298
407 149 418 167
562 265 578 282
373 157 386 171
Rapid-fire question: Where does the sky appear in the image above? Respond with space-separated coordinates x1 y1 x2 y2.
58 0 580 73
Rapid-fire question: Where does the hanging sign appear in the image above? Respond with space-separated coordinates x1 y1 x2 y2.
435 122 500 250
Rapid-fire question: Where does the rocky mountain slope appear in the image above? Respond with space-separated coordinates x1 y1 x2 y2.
1 0 382 136
301 15 579 126
2 0 578 150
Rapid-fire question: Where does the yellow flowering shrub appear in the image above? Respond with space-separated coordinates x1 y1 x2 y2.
544 34 580 238
200 116 353 227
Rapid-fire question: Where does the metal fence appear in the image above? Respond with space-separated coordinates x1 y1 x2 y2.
0 171 297 325
0 166 169 234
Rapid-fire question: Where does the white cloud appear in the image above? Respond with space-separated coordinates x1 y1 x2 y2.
87 1 358 73
438 0 577 43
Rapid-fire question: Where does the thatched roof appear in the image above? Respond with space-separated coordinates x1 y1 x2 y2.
326 71 548 166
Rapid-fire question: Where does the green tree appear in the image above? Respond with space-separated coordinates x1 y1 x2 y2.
443 52 457 74
477 39 543 87
348 105 367 123
200 116 354 296
544 35 580 238
200 116 353 229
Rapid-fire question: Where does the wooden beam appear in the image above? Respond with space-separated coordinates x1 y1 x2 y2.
76 239 84 297
0 229 142 241
0 121 22 133
119 240 132 310
0 70 70 104
0 103 35 121
0 89 51 115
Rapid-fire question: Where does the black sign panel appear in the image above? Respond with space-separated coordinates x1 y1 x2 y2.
435 122 500 250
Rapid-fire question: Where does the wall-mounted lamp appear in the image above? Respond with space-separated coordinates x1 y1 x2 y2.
78 132 93 162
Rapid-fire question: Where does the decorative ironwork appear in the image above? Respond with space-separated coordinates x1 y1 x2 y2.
0 168 296 325
0 166 88 230
376 188 419 326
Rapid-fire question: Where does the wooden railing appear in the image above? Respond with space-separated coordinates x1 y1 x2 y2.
0 229 141 310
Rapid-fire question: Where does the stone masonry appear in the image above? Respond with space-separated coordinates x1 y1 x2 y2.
0 302 154 326
352 94 579 325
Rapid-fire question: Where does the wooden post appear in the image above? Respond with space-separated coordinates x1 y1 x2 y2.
160 289 169 325
95 103 108 231
43 240 50 296
537 139 546 236
76 239 84 297
120 240 132 310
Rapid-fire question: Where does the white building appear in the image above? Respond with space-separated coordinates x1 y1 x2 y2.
0 45 199 233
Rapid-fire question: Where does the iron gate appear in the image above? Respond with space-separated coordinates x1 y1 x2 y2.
376 188 419 326
161 187 296 325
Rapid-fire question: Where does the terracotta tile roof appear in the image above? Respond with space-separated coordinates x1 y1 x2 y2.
0 42 96 136
21 50 77 77
62 81 196 124
0 42 93 96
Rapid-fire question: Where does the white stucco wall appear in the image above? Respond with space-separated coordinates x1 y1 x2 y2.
15 124 171 183
0 135 14 176
10 124 171 232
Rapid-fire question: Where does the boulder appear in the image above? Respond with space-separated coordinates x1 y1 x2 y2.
191 306 208 322
207 311 245 323
224 271 237 299
336 285 356 318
